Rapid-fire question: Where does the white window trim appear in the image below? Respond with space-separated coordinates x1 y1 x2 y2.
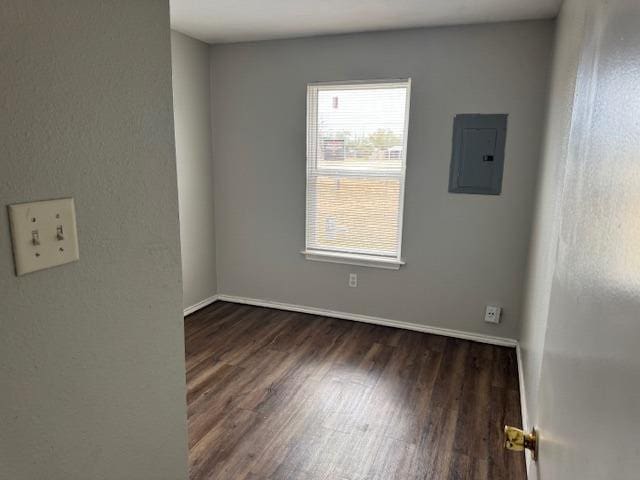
301 249 405 270
304 78 411 269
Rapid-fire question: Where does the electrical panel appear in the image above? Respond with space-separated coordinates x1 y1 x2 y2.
449 114 507 195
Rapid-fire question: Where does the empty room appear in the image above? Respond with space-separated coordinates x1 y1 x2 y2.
2 1 639 479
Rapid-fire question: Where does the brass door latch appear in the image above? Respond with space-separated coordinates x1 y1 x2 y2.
504 426 538 461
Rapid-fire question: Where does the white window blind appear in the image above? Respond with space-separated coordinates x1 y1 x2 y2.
304 79 411 269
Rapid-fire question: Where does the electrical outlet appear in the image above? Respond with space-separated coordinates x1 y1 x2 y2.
484 305 501 324
348 273 357 288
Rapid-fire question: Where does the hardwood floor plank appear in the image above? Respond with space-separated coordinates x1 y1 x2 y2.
184 302 526 479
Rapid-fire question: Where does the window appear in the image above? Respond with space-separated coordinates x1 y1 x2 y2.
303 79 411 269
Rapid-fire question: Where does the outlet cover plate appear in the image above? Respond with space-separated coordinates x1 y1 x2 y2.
8 198 79 276
484 305 501 324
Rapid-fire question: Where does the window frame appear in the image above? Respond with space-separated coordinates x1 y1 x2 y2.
302 79 411 270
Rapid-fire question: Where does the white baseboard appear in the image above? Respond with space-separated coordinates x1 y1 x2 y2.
216 294 518 347
516 344 529 430
516 344 532 474
183 294 219 317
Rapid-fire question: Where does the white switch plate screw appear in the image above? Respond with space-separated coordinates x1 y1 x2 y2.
348 273 357 288
484 305 501 324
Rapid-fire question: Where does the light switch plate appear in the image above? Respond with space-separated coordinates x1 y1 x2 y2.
8 198 79 276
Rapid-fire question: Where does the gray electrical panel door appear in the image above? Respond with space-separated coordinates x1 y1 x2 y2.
449 114 507 195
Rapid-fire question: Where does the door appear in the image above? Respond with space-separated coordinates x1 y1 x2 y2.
530 0 640 478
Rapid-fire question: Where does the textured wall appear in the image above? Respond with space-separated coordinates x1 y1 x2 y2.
0 2 188 479
210 21 553 339
171 31 218 310
518 0 586 433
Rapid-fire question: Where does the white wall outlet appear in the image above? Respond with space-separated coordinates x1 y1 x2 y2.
8 198 79 276
484 305 501 324
348 273 357 288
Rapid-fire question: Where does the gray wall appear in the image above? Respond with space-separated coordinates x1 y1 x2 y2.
210 21 553 339
171 31 218 310
0 2 188 480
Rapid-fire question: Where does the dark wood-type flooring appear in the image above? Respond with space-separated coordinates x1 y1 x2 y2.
185 301 526 480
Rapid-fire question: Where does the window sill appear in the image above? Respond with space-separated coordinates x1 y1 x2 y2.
301 250 405 270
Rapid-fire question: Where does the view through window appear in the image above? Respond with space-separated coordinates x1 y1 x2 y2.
305 80 411 268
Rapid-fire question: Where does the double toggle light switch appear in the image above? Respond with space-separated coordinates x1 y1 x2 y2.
8 198 79 275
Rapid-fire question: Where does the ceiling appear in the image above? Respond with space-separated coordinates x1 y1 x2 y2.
170 0 562 44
